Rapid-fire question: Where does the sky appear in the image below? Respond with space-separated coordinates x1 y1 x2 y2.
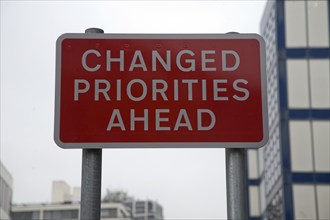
1 1 266 219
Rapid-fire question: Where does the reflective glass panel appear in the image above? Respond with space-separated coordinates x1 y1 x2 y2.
316 185 330 219
287 60 309 108
310 59 330 108
293 184 317 220
313 121 330 172
249 186 260 216
248 150 258 179
285 1 307 47
290 121 313 171
307 1 330 47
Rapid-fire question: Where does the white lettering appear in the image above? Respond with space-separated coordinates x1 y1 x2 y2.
152 80 168 101
116 80 121 101
155 109 170 131
213 79 228 101
74 79 90 101
174 80 179 101
202 79 207 101
182 79 198 101
129 50 147 71
107 109 125 131
82 49 101 72
201 50 216 71
174 109 192 131
197 109 216 130
127 79 147 101
233 79 250 101
106 50 124 71
130 109 148 131
222 50 240 71
95 80 110 101
176 50 195 72
152 51 171 71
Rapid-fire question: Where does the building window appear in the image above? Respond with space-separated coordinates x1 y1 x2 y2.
148 201 154 212
293 184 317 220
11 211 40 220
44 209 78 219
249 186 260 216
290 120 330 172
316 185 330 219
101 208 118 218
260 180 266 213
248 149 259 179
258 147 264 177
307 1 329 47
310 59 330 108
312 121 330 172
285 1 307 47
287 59 330 109
285 1 329 48
286 60 309 108
135 201 146 214
289 121 313 171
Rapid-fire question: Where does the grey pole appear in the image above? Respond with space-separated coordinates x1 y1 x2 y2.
80 27 104 220
226 148 248 220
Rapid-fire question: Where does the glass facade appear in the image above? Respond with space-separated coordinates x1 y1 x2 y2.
247 0 330 219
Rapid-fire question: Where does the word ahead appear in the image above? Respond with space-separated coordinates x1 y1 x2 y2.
54 34 268 149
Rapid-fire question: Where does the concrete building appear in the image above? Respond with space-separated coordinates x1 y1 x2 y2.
11 180 130 220
0 162 13 220
11 182 163 220
11 202 131 220
246 0 330 219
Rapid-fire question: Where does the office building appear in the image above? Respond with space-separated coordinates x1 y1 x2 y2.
246 1 330 219
123 200 163 220
103 190 164 220
0 162 13 220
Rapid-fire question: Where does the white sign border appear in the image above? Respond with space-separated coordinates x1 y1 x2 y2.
54 33 268 149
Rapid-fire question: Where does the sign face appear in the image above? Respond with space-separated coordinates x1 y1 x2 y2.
55 34 268 149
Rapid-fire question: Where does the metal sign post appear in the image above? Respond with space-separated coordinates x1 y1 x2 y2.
80 28 104 220
226 148 248 219
54 30 267 220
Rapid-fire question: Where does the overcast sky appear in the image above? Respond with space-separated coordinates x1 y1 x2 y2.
1 1 266 219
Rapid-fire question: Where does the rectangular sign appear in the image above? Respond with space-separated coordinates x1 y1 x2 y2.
55 33 268 149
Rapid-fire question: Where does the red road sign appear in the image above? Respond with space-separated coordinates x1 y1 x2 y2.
55 34 268 149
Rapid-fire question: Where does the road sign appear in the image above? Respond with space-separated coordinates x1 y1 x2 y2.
54 33 268 149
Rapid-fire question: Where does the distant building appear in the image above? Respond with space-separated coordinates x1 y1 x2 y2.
102 190 164 220
11 181 163 220
0 161 13 220
51 180 80 203
11 202 131 220
246 0 330 219
123 200 163 220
